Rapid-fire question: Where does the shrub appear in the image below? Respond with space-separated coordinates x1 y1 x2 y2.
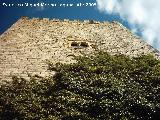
0 52 160 120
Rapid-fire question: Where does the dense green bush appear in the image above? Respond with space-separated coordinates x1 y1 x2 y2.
0 52 160 120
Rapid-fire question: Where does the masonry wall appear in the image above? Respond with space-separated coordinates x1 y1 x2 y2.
0 17 159 81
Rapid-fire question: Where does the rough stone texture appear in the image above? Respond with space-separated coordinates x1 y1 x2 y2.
0 17 160 81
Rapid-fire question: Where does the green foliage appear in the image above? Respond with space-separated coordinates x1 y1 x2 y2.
0 52 160 120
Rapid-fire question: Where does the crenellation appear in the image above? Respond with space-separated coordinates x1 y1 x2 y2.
42 18 50 23
63 19 70 22
83 20 89 23
31 17 40 22
21 16 29 20
50 18 60 22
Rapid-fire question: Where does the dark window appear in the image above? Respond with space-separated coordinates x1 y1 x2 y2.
80 42 89 47
71 42 79 47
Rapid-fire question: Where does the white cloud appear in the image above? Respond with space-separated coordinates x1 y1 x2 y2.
96 0 160 50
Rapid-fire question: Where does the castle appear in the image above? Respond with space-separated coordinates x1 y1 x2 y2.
0 17 159 81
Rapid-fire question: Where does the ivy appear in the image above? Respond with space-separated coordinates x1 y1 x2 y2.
0 52 160 120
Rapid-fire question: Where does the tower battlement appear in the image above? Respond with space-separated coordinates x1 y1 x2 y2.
19 16 109 24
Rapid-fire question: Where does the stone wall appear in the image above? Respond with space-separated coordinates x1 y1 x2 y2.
0 17 159 81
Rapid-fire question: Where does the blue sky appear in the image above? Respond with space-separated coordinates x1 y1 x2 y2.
0 0 128 34
0 0 159 50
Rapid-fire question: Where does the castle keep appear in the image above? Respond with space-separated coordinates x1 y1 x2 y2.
0 17 159 81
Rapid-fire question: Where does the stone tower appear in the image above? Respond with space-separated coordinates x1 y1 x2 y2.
0 17 159 81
